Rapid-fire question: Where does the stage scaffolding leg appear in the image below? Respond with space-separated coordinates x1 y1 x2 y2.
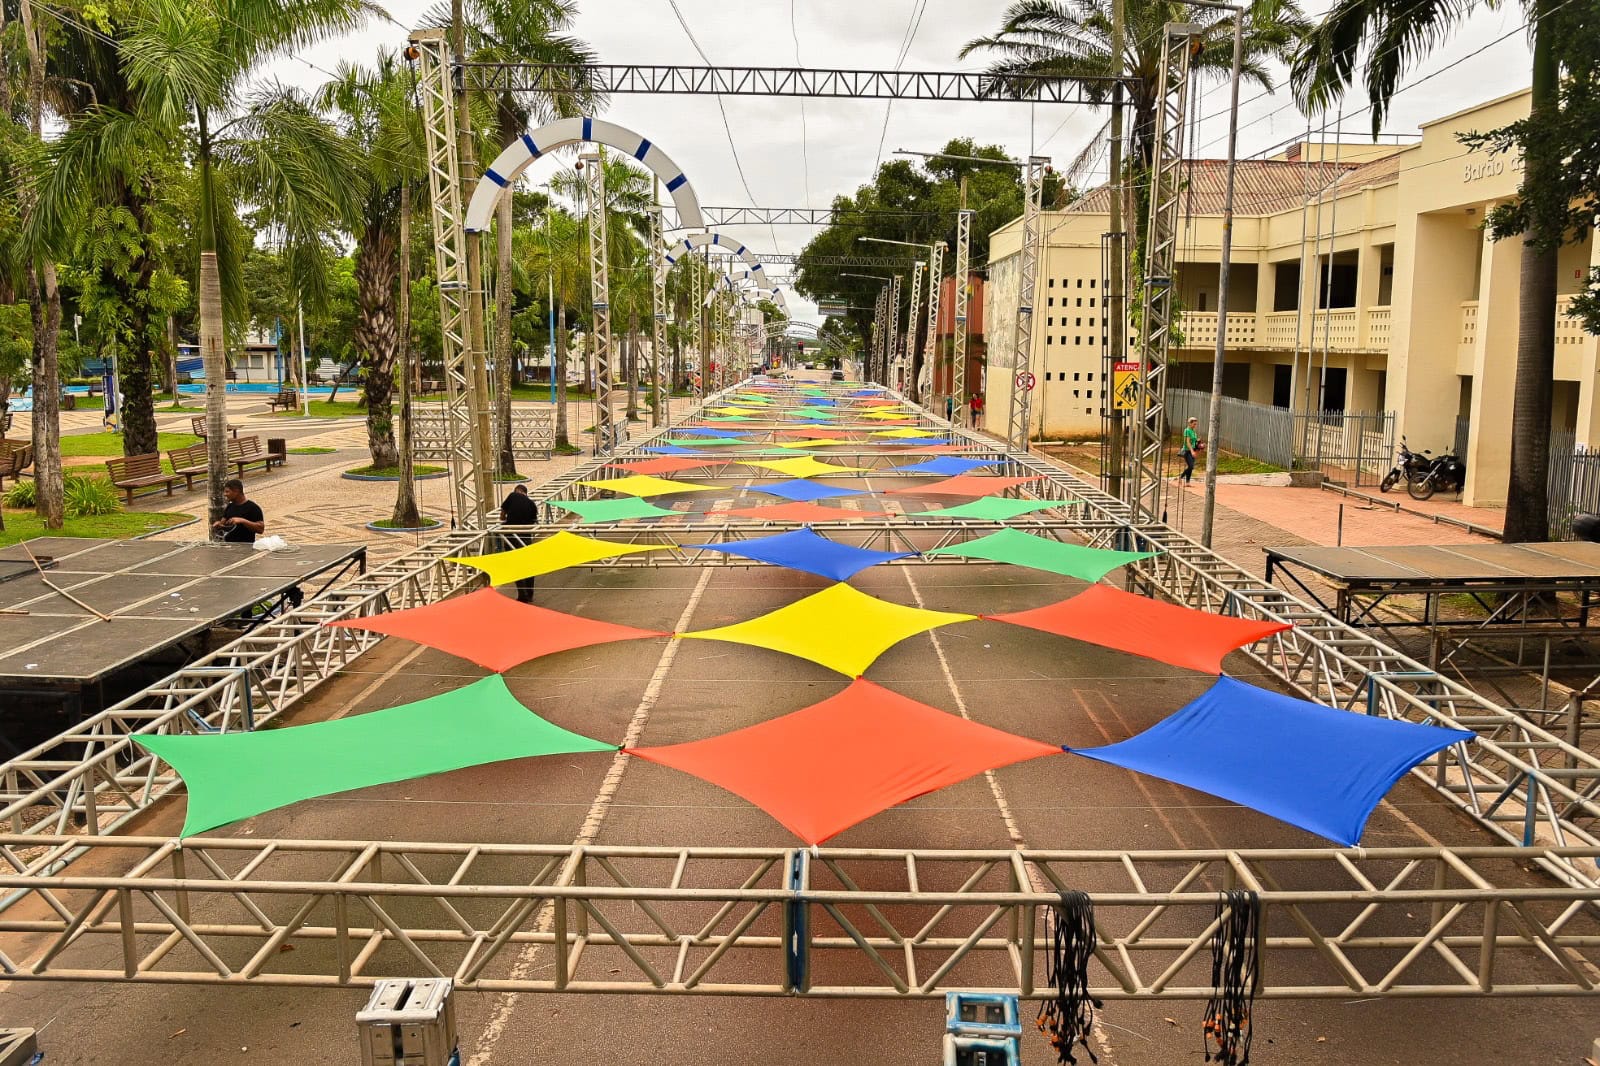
583 152 616 456
649 203 669 427
922 240 945 409
903 261 924 398
1006 157 1048 453
952 210 972 420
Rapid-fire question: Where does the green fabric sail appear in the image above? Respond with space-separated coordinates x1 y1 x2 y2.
137 675 615 836
922 528 1156 581
549 497 681 523
911 497 1079 521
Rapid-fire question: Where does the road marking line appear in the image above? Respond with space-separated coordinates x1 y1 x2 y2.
900 568 1121 1066
470 566 714 1066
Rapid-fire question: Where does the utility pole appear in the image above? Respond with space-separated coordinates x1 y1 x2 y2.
1106 0 1127 499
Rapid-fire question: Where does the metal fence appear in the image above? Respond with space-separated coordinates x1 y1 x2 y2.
1545 427 1600 540
1166 389 1394 486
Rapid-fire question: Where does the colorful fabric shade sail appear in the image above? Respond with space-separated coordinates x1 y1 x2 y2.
138 675 616 836
777 438 854 449
630 678 1059 844
578 475 715 497
710 501 892 522
989 584 1290 675
662 437 752 448
923 529 1155 581
892 457 1002 476
607 456 723 476
1069 676 1474 845
747 479 867 503
911 497 1072 521
885 475 1041 497
448 530 665 585
872 427 939 438
781 427 861 440
329 588 666 672
689 528 913 581
675 427 751 438
740 456 866 479
548 497 681 524
681 582 975 677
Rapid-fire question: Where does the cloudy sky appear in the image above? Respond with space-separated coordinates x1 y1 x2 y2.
270 1 1538 321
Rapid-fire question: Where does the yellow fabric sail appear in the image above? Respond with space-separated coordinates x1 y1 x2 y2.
681 582 976 677
739 456 867 479
578 475 716 498
447 530 665 585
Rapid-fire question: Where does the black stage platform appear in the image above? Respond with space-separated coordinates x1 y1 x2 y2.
0 539 365 704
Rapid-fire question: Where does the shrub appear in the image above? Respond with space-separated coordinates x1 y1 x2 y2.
4 474 123 517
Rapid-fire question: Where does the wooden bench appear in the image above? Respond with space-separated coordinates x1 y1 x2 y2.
166 442 209 491
105 453 180 504
267 389 299 413
0 439 32 489
189 415 239 439
227 435 285 476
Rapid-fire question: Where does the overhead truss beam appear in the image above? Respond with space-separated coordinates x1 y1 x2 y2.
462 64 1131 103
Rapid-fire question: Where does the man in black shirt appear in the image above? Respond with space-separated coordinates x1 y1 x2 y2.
213 479 265 544
500 483 539 602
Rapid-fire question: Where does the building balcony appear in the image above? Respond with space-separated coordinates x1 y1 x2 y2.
1180 307 1387 352
1458 297 1592 377
1179 311 1257 349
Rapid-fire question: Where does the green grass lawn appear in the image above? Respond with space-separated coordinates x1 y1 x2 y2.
1213 454 1285 475
0 508 193 547
345 463 446 478
159 403 206 413
272 400 373 419
288 446 337 455
59 431 202 457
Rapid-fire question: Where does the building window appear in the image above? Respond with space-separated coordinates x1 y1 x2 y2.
1087 389 1094 398
1090 278 1097 288
1048 278 1055 288
1089 298 1096 308
1074 372 1080 381
1048 297 1054 307
1046 336 1052 345
1076 278 1083 288
1076 298 1083 307
1076 317 1082 327
1074 389 1080 397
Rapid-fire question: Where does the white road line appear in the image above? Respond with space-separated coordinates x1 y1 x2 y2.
470 566 714 1065
899 566 1121 1066
328 644 430 721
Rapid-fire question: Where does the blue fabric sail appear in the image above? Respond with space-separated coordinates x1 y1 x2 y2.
690 527 914 581
750 479 867 503
676 427 751 438
643 444 703 455
1069 676 1475 846
892 456 1003 476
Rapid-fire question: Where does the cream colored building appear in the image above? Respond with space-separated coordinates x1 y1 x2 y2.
982 88 1600 506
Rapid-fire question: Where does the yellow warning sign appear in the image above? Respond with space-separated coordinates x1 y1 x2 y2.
1112 361 1141 410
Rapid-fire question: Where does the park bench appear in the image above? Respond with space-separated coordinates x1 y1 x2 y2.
227 435 285 476
0 439 32 489
105 453 181 505
267 389 299 413
190 415 239 439
166 442 209 491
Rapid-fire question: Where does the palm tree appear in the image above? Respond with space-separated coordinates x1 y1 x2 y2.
118 0 364 524
318 53 421 470
1292 0 1563 542
429 0 602 476
519 206 587 450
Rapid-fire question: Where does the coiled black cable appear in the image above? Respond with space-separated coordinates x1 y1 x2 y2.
1036 890 1100 1065
1203 890 1262 1066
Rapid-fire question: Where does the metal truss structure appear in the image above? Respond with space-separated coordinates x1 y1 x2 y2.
704 252 917 270
952 209 973 410
2 836 1597 999
1124 25 1198 523
920 241 945 406
0 387 1598 1002
584 152 618 456
408 30 493 526
886 274 902 389
410 407 555 460
1005 157 1048 452
900 262 924 396
649 205 670 428
665 206 933 229
461 64 1130 104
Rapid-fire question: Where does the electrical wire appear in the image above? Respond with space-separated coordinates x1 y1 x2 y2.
789 0 813 210
872 0 929 175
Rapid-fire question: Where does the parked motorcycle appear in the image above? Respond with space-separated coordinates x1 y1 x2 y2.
1379 436 1431 493
1406 449 1468 500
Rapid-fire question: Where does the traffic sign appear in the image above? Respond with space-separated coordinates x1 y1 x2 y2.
1016 371 1036 392
1112 361 1141 410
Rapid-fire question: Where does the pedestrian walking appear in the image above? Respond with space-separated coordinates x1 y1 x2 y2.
1179 416 1201 483
500 483 539 603
968 392 984 428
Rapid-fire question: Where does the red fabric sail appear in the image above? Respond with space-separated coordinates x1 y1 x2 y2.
330 588 667 673
606 456 726 476
709 501 892 522
885 474 1042 497
989 584 1291 675
629 678 1060 844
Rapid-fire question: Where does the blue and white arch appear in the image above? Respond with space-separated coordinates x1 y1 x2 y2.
465 116 703 234
667 232 784 310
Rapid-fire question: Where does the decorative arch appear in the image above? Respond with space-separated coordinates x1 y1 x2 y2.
465 116 703 233
709 271 788 315
668 231 778 299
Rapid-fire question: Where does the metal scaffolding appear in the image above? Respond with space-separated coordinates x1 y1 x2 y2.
648 205 669 428
2 835 1597 999
1005 157 1048 452
702 252 916 269
901 262 923 396
407 30 494 526
461 64 1129 103
583 152 617 456
920 241 945 407
885 274 901 390
951 209 973 414
1125 24 1199 523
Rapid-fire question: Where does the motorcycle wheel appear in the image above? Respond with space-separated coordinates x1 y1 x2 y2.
1379 471 1399 493
1407 475 1436 501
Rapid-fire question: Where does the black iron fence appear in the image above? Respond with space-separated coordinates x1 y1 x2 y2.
1166 389 1395 486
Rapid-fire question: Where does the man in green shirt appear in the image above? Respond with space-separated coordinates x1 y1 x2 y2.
1180 416 1200 483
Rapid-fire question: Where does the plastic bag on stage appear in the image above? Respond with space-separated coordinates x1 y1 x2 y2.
253 535 290 552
